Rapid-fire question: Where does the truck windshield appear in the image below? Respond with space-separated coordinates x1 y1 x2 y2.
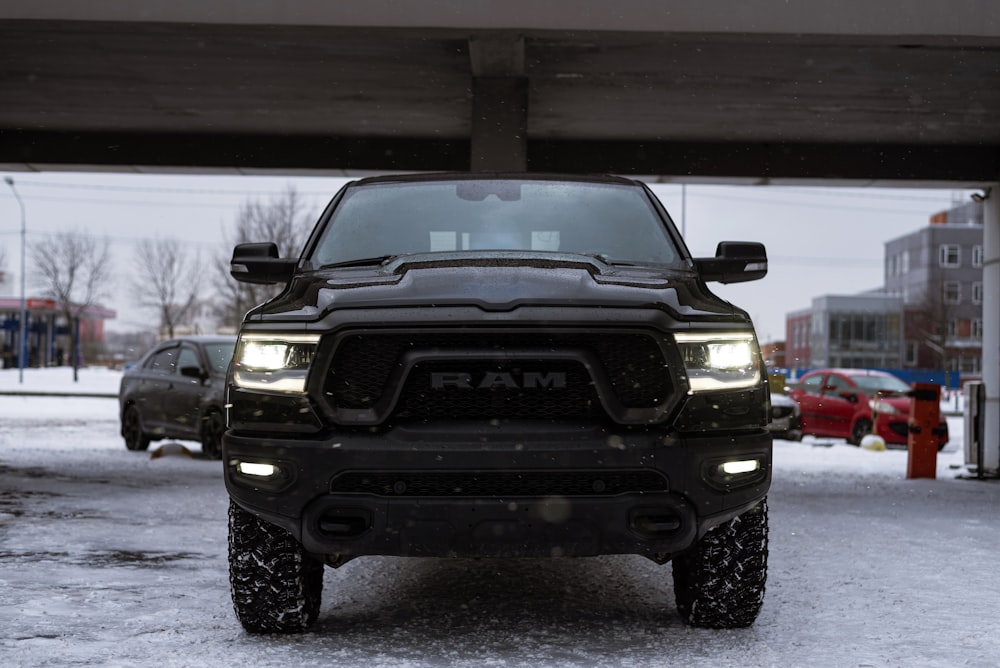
309 179 681 267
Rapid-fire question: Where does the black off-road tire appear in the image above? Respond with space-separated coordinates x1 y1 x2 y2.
228 500 324 634
672 499 768 629
200 410 225 460
122 405 151 452
849 419 873 446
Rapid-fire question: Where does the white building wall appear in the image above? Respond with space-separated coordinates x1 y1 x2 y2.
981 186 1000 474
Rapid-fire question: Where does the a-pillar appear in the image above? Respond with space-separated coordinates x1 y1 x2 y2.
981 183 1000 474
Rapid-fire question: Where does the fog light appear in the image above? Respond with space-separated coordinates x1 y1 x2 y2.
237 462 277 477
705 457 765 491
721 459 760 475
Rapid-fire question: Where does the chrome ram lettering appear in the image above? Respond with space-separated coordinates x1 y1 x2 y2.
430 371 567 390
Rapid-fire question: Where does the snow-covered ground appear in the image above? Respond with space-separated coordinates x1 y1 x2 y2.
2 367 999 667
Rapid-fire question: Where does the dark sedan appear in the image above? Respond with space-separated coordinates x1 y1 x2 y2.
119 335 236 459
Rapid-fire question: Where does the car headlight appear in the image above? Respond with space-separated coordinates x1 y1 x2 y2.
869 398 902 415
232 333 320 393
675 331 761 393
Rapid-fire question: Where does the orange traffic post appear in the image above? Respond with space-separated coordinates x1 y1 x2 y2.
906 383 941 479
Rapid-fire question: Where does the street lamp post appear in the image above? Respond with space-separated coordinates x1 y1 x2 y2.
4 176 27 384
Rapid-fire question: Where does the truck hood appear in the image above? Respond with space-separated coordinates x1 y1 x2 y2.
248 252 750 323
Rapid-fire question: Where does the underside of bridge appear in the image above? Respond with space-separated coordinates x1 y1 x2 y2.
1 3 999 184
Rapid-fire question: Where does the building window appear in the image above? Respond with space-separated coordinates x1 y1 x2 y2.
943 281 961 304
972 282 983 304
954 356 980 374
905 341 917 366
948 319 958 337
973 245 983 268
973 319 983 340
901 250 909 274
939 244 961 267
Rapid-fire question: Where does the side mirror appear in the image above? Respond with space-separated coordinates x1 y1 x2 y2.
694 242 768 284
180 365 207 381
230 243 297 285
839 391 859 403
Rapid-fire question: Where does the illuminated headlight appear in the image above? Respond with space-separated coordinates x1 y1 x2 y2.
675 332 761 392
233 332 319 393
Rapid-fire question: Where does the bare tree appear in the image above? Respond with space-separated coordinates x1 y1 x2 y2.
910 286 956 381
215 186 314 329
30 230 113 381
0 245 8 296
130 238 202 339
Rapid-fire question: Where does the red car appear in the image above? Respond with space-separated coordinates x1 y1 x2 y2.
788 369 948 449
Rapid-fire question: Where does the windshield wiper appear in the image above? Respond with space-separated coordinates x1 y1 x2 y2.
318 255 398 270
580 253 648 267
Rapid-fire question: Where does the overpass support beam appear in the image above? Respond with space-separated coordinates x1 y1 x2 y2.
982 183 1000 475
469 35 527 172
470 77 528 171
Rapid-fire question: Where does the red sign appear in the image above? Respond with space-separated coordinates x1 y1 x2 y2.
27 298 57 310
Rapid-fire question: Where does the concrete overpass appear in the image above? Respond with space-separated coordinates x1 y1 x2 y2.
1 0 1000 470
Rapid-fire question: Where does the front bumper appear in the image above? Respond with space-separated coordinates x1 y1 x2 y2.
223 423 771 560
878 416 949 447
768 415 803 440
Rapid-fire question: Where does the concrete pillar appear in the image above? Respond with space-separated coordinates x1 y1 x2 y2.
470 77 528 171
468 35 527 172
981 183 1000 474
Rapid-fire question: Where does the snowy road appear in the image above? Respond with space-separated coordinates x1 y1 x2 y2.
2 375 1000 667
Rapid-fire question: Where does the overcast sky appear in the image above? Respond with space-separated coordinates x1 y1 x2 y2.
0 171 974 342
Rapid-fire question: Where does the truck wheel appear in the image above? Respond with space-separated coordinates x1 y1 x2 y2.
200 410 225 460
122 405 151 451
228 500 324 633
672 499 768 629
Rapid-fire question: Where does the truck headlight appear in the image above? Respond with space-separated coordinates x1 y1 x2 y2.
675 332 761 393
233 333 320 393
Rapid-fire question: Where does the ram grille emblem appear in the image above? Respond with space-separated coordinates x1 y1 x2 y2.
430 371 567 390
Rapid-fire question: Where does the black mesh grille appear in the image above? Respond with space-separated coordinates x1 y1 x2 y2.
330 470 670 497
321 331 671 420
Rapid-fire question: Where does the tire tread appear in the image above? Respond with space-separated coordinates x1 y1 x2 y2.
228 500 324 633
672 500 768 629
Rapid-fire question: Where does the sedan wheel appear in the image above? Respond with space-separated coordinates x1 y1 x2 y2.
849 419 873 446
122 405 151 451
201 411 226 460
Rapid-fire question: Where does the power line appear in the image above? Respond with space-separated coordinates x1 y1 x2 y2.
1 193 244 209
9 176 964 208
5 177 341 198
675 190 950 216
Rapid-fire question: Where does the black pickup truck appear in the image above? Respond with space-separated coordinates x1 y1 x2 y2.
223 173 772 633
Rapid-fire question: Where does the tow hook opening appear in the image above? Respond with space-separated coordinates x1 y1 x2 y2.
317 509 371 538
629 508 683 537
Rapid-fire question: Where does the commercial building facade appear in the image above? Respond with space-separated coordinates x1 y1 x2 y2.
0 296 115 368
784 200 983 386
